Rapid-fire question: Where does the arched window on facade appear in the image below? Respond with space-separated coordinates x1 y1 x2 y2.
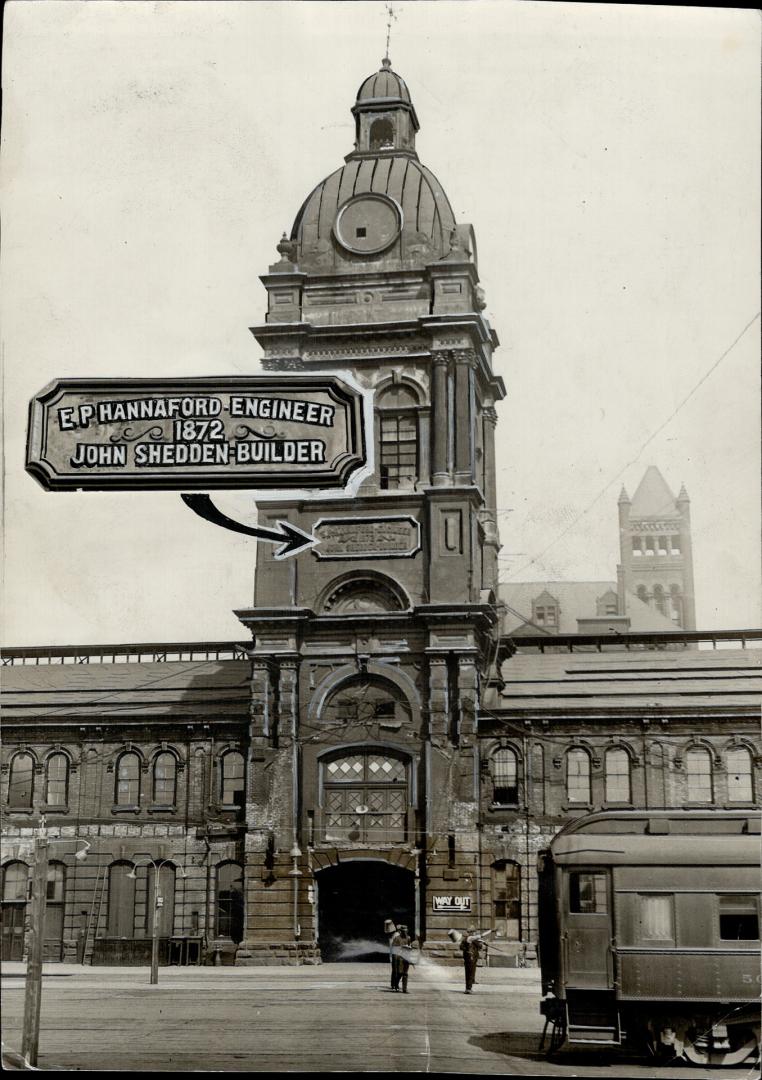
220 751 245 808
657 537 668 555
322 749 408 843
115 752 141 807
631 537 642 557
653 584 667 616
107 862 136 938
727 747 754 803
215 862 244 943
152 752 177 807
490 748 519 806
45 753 69 807
670 535 681 555
566 749 591 805
45 862 66 960
685 747 713 804
605 748 631 803
491 861 521 941
369 117 394 150
636 584 649 606
1 861 29 961
376 384 419 490
8 753 34 808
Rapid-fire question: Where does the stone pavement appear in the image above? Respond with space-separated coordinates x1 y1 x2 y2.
0 962 754 1075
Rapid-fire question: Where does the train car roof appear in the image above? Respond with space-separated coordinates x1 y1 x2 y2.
547 809 761 866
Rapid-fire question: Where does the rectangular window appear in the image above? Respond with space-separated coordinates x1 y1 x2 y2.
719 895 759 940
569 872 607 914
638 894 674 940
379 415 417 490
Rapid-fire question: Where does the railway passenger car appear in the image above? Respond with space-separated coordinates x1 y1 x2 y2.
538 809 761 1065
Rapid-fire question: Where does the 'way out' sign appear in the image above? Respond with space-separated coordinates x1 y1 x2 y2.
26 375 367 491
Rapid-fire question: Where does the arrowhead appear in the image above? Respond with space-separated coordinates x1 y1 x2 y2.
273 520 319 560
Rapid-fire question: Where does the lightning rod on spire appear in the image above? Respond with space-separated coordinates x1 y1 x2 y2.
384 1 397 64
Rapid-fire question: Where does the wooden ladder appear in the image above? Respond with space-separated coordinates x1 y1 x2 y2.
82 865 107 965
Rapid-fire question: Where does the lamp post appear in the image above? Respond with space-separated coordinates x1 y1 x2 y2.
21 822 90 1067
126 858 185 985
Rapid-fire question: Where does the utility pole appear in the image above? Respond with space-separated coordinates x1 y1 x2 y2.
21 832 48 1067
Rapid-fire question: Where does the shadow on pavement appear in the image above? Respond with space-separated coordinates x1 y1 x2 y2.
469 1031 659 1071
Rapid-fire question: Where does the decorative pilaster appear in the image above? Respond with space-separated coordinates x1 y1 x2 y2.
428 656 449 746
453 349 475 484
431 353 450 487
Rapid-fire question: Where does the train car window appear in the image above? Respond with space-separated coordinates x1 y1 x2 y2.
569 872 607 913
638 894 674 940
719 895 759 940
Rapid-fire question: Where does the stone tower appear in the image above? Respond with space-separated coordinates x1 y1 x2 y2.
617 465 696 629
234 59 505 963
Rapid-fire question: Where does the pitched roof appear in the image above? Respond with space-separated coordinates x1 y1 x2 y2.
630 465 680 520
1 660 251 724
482 647 762 716
499 581 678 635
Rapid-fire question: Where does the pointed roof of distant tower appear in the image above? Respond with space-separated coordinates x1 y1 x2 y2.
630 466 681 520
618 485 631 504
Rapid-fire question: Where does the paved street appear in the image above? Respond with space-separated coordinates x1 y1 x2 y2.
0 961 756 1075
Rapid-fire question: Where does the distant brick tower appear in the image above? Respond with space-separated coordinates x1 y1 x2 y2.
617 466 696 629
234 59 505 963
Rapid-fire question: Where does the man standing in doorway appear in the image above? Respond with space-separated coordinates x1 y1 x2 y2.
460 928 485 994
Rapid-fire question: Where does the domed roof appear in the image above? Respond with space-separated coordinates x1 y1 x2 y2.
290 155 456 270
356 59 412 105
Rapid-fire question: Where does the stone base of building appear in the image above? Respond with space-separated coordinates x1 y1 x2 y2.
235 941 322 966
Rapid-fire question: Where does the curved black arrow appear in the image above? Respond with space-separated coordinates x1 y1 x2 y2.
181 494 319 559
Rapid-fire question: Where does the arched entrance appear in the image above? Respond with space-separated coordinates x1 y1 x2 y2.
317 861 415 962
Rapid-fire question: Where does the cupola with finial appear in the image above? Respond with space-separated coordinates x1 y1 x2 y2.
349 57 420 157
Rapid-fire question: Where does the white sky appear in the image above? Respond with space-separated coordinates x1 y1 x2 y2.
1 0 760 646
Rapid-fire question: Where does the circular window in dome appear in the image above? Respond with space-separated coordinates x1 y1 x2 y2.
334 194 403 255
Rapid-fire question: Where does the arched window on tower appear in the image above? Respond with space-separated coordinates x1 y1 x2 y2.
670 535 681 555
653 584 667 616
636 585 649 606
369 117 394 150
669 584 682 625
631 537 643 557
376 384 419 490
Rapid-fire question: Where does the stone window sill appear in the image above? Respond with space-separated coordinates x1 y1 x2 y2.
6 807 34 814
147 805 176 814
489 803 520 812
562 802 593 812
42 805 70 814
111 805 141 815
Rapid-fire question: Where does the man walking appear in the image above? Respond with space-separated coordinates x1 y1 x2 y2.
460 927 485 994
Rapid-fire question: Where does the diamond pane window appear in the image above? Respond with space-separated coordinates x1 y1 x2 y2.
322 750 408 843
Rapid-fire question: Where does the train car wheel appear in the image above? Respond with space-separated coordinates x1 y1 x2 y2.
683 1027 758 1066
